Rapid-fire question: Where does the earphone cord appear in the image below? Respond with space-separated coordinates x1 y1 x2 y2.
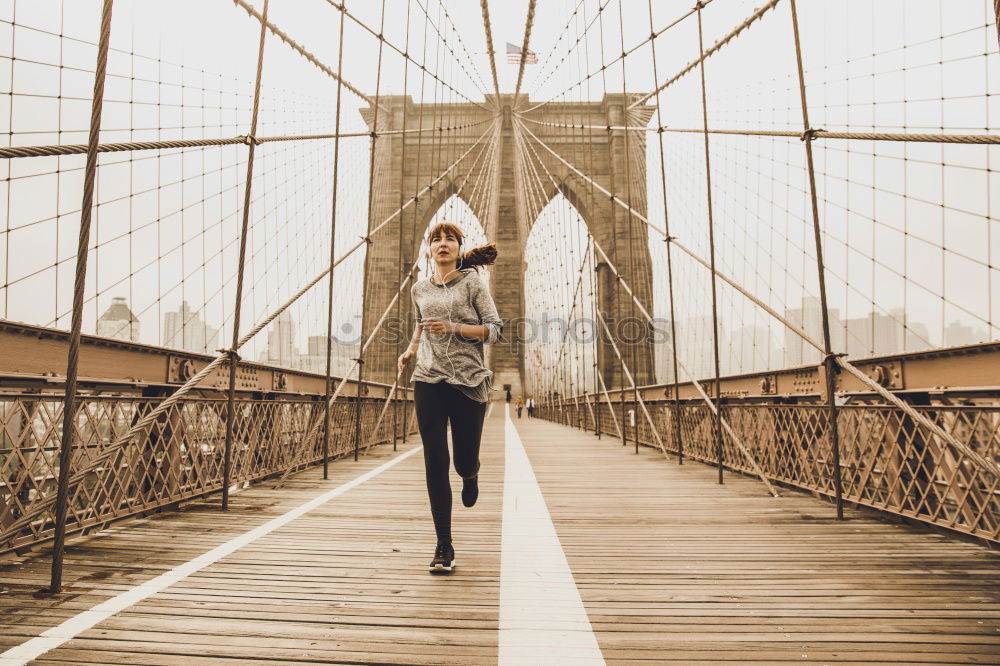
430 253 463 384
440 253 463 383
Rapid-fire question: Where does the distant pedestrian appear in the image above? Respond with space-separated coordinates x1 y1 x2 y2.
527 397 534 418
515 397 524 419
505 387 511 403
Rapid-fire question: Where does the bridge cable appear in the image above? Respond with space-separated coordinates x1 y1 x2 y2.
512 118 638 451
618 0 645 456
221 0 272 513
479 0 502 108
366 122 503 451
628 0 782 111
512 0 537 108
646 0 685 465
519 0 612 114
411 0 493 107
694 0 728 486
322 0 361 478
514 118 675 467
231 0 386 114
787 0 845 518
514 115 781 495
287 120 503 462
49 0 116 596
514 117 1000 145
0 121 501 544
515 116 1000 481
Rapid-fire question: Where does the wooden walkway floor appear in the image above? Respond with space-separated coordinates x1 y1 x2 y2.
1 404 998 664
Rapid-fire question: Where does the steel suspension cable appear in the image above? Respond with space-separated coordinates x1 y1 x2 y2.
522 0 712 114
321 0 491 114
479 0 501 106
515 114 780 494
0 122 492 160
629 0 783 110
646 0 684 465
221 0 271 513
414 0 492 101
513 117 643 446
695 1 727 485
230 0 385 113
321 0 353 478
512 0 537 106
591 308 668 455
516 117 1000 481
787 0 845 518
394 0 416 443
0 120 501 544
49 0 115 596
428 0 494 106
515 117 1000 145
518 0 613 114
367 123 502 449
618 0 642 454
520 0 586 99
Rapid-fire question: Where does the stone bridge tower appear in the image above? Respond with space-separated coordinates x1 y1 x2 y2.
360 94 656 399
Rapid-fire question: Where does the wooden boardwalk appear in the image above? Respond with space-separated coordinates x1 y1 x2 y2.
1 403 998 664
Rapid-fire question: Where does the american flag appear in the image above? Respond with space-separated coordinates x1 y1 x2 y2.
506 42 538 65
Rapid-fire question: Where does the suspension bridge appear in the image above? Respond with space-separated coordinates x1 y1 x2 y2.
1 0 999 663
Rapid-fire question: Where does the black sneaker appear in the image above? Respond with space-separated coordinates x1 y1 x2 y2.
461 476 479 508
429 541 455 574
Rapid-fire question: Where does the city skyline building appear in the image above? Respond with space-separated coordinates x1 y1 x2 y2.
96 297 140 342
162 301 219 354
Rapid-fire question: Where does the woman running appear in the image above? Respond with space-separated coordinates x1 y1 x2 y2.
397 221 503 574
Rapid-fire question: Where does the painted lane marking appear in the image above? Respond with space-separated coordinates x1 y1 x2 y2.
0 445 423 666
499 404 605 664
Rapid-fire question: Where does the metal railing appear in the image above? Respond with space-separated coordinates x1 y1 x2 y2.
538 391 999 543
0 390 416 555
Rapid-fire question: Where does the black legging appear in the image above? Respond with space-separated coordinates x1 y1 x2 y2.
413 380 487 543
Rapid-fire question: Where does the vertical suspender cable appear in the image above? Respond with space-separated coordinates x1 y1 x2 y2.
363 0 387 453
397 0 414 445
647 0 685 464
49 0 115 595
618 0 641 454
222 0 270 512
592 0 625 448
322 0 349 478
695 1 725 485
788 0 845 518
579 0 603 438
402 0 433 444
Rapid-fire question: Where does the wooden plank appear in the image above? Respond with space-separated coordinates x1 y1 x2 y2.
2 405 999 663
511 413 1000 663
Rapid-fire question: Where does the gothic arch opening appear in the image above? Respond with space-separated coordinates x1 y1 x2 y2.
523 194 597 399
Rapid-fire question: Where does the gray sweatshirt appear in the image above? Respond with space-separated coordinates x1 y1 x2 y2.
409 268 503 403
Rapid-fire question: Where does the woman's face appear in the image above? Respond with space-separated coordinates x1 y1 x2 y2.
429 230 460 265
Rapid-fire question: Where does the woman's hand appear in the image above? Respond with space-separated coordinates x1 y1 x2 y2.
397 349 415 375
418 317 457 335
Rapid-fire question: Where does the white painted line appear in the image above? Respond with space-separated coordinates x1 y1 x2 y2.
499 404 605 664
0 445 423 666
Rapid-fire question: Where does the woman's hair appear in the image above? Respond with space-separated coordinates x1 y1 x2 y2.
427 221 498 269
